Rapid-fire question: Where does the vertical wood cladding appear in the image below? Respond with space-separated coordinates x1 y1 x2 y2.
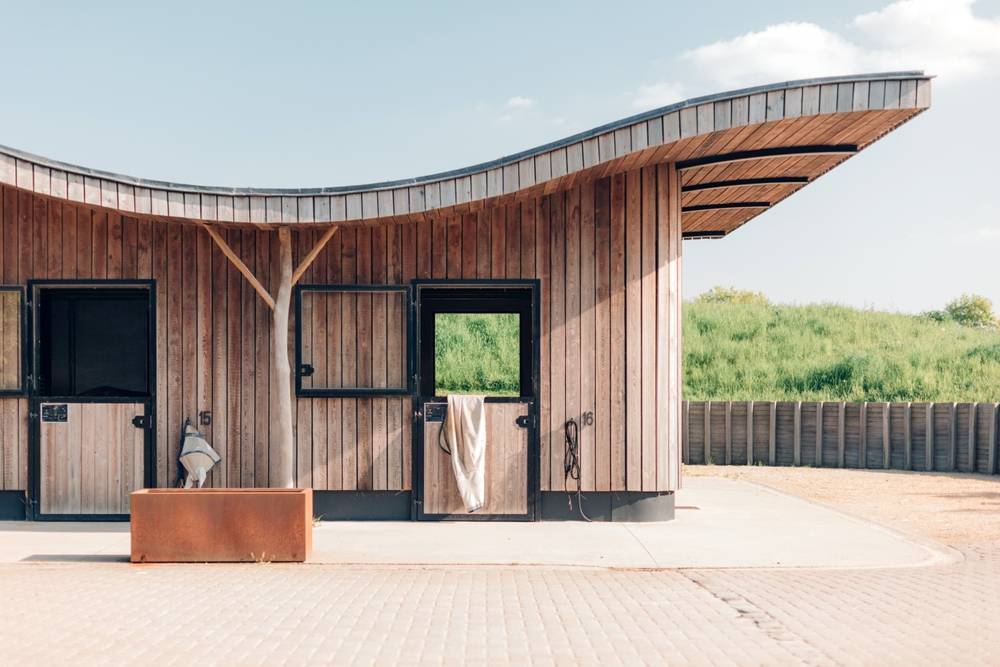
0 165 682 494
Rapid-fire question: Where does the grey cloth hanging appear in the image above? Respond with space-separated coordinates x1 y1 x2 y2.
178 420 221 488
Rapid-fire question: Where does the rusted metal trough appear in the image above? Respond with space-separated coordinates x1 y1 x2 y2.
130 488 312 563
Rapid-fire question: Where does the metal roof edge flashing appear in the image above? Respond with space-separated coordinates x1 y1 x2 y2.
0 71 928 199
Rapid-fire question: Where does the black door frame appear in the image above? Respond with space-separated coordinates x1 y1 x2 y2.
26 279 156 521
411 279 540 521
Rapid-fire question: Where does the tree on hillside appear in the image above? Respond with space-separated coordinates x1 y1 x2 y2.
945 294 997 328
922 294 997 328
696 285 769 305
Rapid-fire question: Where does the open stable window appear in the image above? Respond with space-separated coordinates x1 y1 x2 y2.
35 287 152 398
0 287 24 395
295 285 410 397
434 313 520 396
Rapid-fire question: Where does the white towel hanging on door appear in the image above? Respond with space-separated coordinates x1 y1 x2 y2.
439 395 487 512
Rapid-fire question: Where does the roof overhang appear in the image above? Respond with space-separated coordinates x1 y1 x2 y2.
0 71 930 238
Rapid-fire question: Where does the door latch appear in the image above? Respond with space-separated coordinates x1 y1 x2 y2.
299 363 315 377
132 415 147 429
515 415 531 428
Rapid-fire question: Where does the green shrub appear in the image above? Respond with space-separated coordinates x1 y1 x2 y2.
945 294 997 328
920 309 949 323
695 285 770 306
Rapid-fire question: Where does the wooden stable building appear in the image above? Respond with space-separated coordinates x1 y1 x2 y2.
0 72 930 521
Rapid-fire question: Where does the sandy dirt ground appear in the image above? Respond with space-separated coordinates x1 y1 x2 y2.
683 464 1000 546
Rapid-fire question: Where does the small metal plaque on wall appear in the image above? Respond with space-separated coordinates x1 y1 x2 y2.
41 404 68 423
424 403 447 423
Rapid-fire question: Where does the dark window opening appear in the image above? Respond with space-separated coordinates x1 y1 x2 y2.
38 288 151 398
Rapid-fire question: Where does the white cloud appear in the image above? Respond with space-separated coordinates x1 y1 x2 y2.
853 0 1000 80
632 81 685 110
680 0 1000 89
505 96 535 109
682 22 864 88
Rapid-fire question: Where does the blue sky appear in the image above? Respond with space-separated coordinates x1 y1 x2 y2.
1 1 998 312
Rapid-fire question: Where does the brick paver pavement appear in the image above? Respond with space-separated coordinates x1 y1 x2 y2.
2 543 999 666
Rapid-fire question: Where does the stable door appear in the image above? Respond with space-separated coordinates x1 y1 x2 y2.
413 282 538 521
30 283 154 520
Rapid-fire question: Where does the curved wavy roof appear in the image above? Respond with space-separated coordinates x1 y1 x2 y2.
0 71 930 237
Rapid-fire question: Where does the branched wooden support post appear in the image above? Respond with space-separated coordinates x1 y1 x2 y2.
201 224 275 309
272 228 295 488
202 222 338 488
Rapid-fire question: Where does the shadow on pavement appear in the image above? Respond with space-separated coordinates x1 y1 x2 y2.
21 554 129 563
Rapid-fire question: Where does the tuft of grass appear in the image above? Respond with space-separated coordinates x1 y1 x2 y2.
683 302 1000 401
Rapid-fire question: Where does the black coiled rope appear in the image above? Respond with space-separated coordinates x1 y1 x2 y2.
563 418 591 521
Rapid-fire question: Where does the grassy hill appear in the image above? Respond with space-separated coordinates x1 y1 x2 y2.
684 302 1000 402
433 299 1000 402
435 313 520 395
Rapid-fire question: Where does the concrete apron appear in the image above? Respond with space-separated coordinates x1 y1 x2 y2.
0 478 954 569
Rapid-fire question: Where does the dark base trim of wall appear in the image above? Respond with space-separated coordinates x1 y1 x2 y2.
1 490 672 522
314 491 412 521
540 491 675 522
0 491 27 520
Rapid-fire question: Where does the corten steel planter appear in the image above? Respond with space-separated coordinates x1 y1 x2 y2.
130 488 312 563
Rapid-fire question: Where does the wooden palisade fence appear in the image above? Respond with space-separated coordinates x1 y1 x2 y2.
682 401 1000 474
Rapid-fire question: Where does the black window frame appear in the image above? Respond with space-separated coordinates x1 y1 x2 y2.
418 295 534 399
29 280 156 400
0 285 27 397
294 283 413 398
413 280 540 401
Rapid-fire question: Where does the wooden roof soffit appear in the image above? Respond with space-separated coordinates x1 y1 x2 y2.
675 144 857 171
682 202 770 213
681 176 810 192
682 230 727 240
201 223 339 309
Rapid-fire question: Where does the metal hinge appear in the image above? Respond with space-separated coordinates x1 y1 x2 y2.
299 363 315 377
